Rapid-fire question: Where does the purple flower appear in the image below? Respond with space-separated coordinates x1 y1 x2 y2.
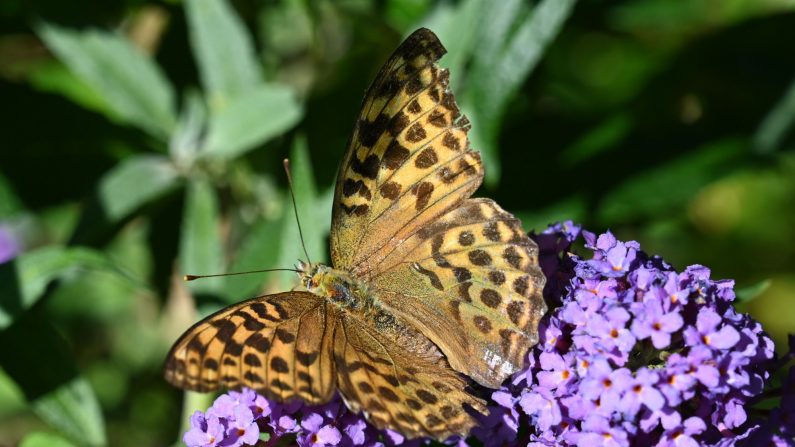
585 307 636 354
576 416 629 447
585 232 639 277
579 360 629 409
618 369 664 416
208 389 256 419
0 224 20 263
222 405 258 447
657 416 706 447
630 300 683 349
343 418 368 445
520 386 562 430
497 225 778 447
298 413 342 446
684 308 741 350
536 352 577 394
184 411 224 447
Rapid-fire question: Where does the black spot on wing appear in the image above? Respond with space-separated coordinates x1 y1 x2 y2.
351 154 380 180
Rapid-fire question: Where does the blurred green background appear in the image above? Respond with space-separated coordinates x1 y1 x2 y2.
1 0 795 445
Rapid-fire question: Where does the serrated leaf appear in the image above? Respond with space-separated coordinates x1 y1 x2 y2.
0 314 106 446
0 246 138 330
204 83 303 159
185 0 262 107
19 431 78 447
37 22 177 139
277 136 326 288
180 179 224 294
98 155 181 222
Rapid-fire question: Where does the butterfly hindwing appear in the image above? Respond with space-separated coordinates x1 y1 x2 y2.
370 198 547 388
164 292 337 404
331 28 484 274
333 313 485 439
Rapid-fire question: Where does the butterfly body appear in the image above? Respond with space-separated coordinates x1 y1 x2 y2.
300 263 445 356
300 262 372 313
165 28 547 440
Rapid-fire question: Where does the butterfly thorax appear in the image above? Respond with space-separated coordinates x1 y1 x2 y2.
298 263 431 351
298 263 373 313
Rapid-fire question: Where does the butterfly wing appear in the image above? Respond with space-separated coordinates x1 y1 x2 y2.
164 292 337 404
330 27 546 388
334 313 486 440
368 198 546 388
330 27 483 272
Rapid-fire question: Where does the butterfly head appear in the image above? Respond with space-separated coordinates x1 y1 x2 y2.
297 261 365 310
296 261 330 294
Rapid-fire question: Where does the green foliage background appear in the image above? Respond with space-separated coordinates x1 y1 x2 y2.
1 0 794 445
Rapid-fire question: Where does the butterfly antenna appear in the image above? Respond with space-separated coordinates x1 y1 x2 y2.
283 159 313 265
184 268 300 282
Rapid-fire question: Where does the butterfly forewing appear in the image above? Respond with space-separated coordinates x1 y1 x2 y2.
331 28 483 273
164 292 337 404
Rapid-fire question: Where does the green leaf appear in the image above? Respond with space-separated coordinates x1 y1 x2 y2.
180 179 224 294
597 138 745 223
204 83 303 159
170 90 208 166
754 76 795 154
185 0 262 107
465 0 577 185
560 113 633 166
36 22 177 139
224 216 284 301
422 0 485 89
19 431 78 447
98 155 181 222
0 314 106 446
277 135 326 288
27 61 111 122
0 246 137 330
32 379 106 447
736 279 772 303
0 171 23 218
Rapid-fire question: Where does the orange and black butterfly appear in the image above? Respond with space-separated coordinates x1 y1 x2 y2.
165 28 546 440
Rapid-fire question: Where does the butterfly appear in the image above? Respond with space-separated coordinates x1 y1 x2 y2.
164 27 546 440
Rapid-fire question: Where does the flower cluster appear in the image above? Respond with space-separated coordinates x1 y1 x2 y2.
183 389 415 447
183 223 791 447
494 222 779 446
